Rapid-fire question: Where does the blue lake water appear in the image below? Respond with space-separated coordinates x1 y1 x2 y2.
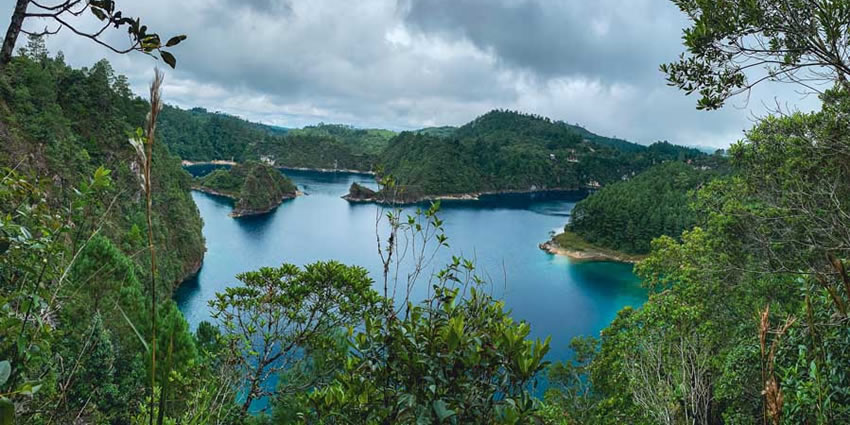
175 166 646 408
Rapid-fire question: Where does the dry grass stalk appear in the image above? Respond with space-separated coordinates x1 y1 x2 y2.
758 306 795 425
144 68 164 425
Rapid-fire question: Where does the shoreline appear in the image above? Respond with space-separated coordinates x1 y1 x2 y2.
344 187 588 205
180 160 375 175
182 159 237 166
279 166 375 175
539 233 644 264
191 186 301 218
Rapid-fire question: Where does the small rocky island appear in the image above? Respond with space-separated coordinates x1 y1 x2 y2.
341 182 380 202
194 161 299 217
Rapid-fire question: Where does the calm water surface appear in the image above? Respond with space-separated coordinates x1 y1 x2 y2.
175 167 646 406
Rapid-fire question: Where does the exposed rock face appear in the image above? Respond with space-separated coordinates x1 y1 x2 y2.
342 182 378 202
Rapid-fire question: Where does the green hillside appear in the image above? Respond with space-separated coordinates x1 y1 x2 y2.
0 55 204 290
158 106 273 161
287 123 395 155
369 110 705 201
564 160 726 254
1 51 219 423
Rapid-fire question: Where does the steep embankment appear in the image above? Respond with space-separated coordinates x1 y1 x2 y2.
0 55 205 289
195 161 298 217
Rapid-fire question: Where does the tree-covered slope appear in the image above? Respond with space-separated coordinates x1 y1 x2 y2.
157 105 286 161
254 131 384 171
158 108 383 171
564 160 725 254
0 49 244 423
196 161 297 217
372 110 706 201
287 123 395 155
0 53 204 289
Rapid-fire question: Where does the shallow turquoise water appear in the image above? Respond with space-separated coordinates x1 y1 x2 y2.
175 167 646 408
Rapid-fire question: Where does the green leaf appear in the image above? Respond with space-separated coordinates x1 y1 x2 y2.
0 398 13 425
160 51 177 69
433 399 455 422
166 35 187 47
0 361 9 386
17 382 41 396
91 7 107 21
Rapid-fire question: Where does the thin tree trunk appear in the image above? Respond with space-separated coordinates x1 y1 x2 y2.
1 0 29 67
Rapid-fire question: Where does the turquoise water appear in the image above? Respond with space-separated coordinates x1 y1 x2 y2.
175 167 646 407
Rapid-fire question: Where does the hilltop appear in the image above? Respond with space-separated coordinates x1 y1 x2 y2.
346 110 705 203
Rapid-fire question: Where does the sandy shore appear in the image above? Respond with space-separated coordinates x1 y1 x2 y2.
181 159 237 166
344 187 586 205
538 238 642 264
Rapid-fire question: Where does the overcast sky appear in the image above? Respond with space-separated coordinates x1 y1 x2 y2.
5 0 822 148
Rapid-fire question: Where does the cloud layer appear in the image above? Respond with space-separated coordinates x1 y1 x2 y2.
3 0 821 147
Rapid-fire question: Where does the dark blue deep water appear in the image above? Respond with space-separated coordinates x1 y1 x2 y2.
175 166 646 409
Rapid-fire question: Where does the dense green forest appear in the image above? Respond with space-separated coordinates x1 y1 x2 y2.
542 88 850 424
5 0 850 422
564 160 726 254
196 161 298 217
157 105 285 161
0 44 223 423
369 110 705 201
287 124 395 155
251 131 380 171
0 42 204 291
160 105 707 202
158 108 386 171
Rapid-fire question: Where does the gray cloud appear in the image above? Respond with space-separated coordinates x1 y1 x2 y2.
401 0 684 84
1 0 822 148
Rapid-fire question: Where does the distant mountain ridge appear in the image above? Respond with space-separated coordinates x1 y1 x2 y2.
157 106 708 201
359 110 707 202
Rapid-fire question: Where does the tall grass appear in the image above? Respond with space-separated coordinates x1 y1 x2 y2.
143 68 164 425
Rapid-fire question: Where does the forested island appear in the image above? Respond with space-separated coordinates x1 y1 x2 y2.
541 160 727 262
194 161 299 217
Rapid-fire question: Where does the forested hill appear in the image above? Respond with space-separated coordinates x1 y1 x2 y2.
454 110 643 153
1 51 226 422
370 110 706 201
158 107 393 171
564 160 727 254
287 124 396 155
157 105 284 161
0 53 204 290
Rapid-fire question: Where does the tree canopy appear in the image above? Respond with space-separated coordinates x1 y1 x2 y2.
662 0 850 109
2 1 185 68
566 160 726 254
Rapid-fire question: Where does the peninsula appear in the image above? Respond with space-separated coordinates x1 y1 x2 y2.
539 231 644 264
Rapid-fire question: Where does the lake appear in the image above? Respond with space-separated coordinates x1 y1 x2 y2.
175 166 646 408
